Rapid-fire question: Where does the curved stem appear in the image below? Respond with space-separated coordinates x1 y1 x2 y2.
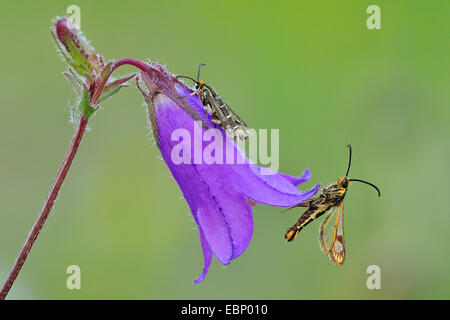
91 58 148 105
0 116 89 300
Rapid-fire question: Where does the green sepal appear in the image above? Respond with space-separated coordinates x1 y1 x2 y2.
64 34 92 80
98 74 135 102
98 85 124 103
78 88 96 119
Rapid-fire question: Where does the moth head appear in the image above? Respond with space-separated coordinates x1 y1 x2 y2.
196 80 205 90
337 176 350 189
195 63 206 88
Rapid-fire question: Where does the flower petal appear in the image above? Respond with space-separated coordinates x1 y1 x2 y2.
195 164 253 260
229 153 319 207
153 93 253 265
193 222 213 283
277 168 312 186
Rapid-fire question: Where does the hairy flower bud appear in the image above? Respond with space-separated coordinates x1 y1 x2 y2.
52 17 103 82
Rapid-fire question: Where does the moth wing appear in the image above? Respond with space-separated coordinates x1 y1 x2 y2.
318 201 345 266
318 206 337 253
200 88 249 141
223 103 250 141
212 99 231 125
209 99 250 141
199 94 225 127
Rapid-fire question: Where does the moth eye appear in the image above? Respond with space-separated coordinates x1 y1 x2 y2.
342 181 348 188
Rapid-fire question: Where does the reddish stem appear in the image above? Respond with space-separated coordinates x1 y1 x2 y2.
0 116 89 300
91 58 148 104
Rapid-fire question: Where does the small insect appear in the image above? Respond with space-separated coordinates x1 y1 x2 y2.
176 64 250 141
284 144 381 266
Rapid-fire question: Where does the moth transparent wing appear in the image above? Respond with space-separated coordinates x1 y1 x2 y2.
318 206 337 253
211 99 230 125
227 104 249 128
209 99 249 141
227 105 250 141
198 85 249 141
318 202 346 266
330 202 345 265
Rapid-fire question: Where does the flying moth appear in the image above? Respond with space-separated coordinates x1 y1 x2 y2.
176 64 250 141
284 144 381 265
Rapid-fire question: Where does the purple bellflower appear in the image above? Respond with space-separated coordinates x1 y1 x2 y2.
135 62 320 283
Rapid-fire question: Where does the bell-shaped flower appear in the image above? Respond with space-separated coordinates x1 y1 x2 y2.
136 62 320 282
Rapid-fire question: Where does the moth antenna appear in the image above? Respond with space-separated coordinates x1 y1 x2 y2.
345 144 352 177
176 75 197 84
348 179 381 197
197 63 206 82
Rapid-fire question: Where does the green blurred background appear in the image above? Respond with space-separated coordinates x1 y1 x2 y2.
0 0 448 299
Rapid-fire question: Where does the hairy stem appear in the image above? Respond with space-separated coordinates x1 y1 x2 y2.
0 116 89 300
91 58 148 104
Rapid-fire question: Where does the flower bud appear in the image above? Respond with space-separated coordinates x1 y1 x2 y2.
52 17 103 82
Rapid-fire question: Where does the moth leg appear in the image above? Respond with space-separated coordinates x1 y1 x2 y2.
281 201 309 213
297 202 309 208
180 91 198 98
